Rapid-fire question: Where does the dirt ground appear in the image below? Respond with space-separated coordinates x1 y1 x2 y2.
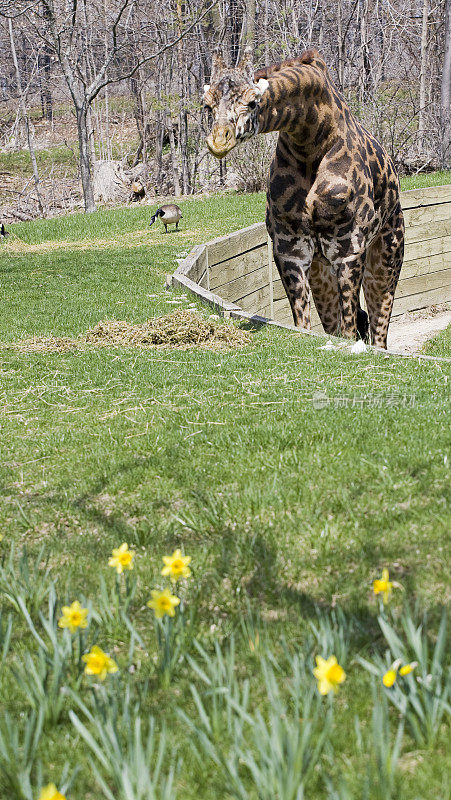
387 304 451 354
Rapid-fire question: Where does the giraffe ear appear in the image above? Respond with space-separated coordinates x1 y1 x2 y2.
255 78 269 96
239 45 254 80
211 49 227 79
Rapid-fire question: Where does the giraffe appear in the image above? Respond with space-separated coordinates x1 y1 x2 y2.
203 47 404 348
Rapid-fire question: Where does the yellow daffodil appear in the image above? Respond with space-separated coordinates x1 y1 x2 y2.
383 668 398 687
161 549 192 582
82 645 118 680
108 542 135 574
313 655 346 695
58 601 88 634
38 784 66 800
383 658 402 687
373 568 393 604
399 661 418 676
147 588 181 618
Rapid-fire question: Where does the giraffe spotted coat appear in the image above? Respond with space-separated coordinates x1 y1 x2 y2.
203 48 404 348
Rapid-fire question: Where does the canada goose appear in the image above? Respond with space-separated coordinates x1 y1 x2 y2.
131 180 145 201
0 224 9 239
149 204 182 233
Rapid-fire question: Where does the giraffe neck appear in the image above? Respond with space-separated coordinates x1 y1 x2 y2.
257 63 340 158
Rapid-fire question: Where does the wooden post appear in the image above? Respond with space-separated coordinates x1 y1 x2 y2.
267 233 274 318
206 246 210 291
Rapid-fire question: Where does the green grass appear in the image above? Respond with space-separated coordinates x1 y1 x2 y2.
0 188 450 799
400 170 451 190
0 145 78 177
422 324 451 357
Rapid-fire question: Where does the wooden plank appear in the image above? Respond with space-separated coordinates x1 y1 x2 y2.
392 284 451 316
256 303 273 318
209 244 267 290
403 201 451 228
267 234 274 319
171 274 241 313
237 284 273 313
174 244 207 283
405 218 451 245
395 268 451 299
272 278 287 302
400 250 451 280
206 222 266 266
272 295 322 328
219 265 269 304
400 185 451 209
404 235 451 262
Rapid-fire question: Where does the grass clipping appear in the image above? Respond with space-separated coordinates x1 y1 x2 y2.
12 310 252 353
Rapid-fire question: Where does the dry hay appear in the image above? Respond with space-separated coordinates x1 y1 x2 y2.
10 310 252 353
10 336 80 353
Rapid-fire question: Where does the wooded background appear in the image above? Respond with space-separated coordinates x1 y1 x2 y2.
0 0 450 217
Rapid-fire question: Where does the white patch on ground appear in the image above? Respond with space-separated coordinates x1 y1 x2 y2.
349 339 367 354
387 305 451 355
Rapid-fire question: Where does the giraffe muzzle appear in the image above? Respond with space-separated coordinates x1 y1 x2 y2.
206 125 236 158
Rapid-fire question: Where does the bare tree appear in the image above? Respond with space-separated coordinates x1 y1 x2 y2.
8 16 45 214
442 0 451 165
4 0 219 211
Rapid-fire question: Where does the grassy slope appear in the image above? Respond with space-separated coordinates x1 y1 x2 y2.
0 185 450 798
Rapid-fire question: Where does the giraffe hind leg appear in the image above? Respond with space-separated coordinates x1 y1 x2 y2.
363 205 404 349
308 258 340 335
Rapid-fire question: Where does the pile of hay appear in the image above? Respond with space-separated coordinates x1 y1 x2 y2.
11 310 252 353
86 310 251 348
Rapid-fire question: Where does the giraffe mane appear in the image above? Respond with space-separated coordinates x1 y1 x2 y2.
254 49 326 80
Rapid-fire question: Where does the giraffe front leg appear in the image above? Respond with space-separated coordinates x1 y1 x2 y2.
272 230 315 329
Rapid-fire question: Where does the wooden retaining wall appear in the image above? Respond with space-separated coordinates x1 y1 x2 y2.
172 185 451 331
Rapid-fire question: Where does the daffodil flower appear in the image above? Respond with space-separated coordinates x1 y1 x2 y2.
147 588 181 618
38 784 66 800
82 645 118 680
161 549 192 582
383 668 398 687
108 542 135 574
58 600 88 634
313 655 346 695
383 658 402 687
399 661 418 676
373 568 393 604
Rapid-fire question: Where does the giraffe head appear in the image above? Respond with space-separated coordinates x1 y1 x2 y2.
203 46 269 159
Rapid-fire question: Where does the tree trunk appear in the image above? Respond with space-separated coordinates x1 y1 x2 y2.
9 18 45 217
76 104 96 213
337 0 344 90
358 0 371 105
154 72 165 190
176 0 190 194
86 105 97 168
418 0 429 155
245 0 256 48
441 0 451 166
168 119 182 198
229 0 242 65
264 0 270 65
